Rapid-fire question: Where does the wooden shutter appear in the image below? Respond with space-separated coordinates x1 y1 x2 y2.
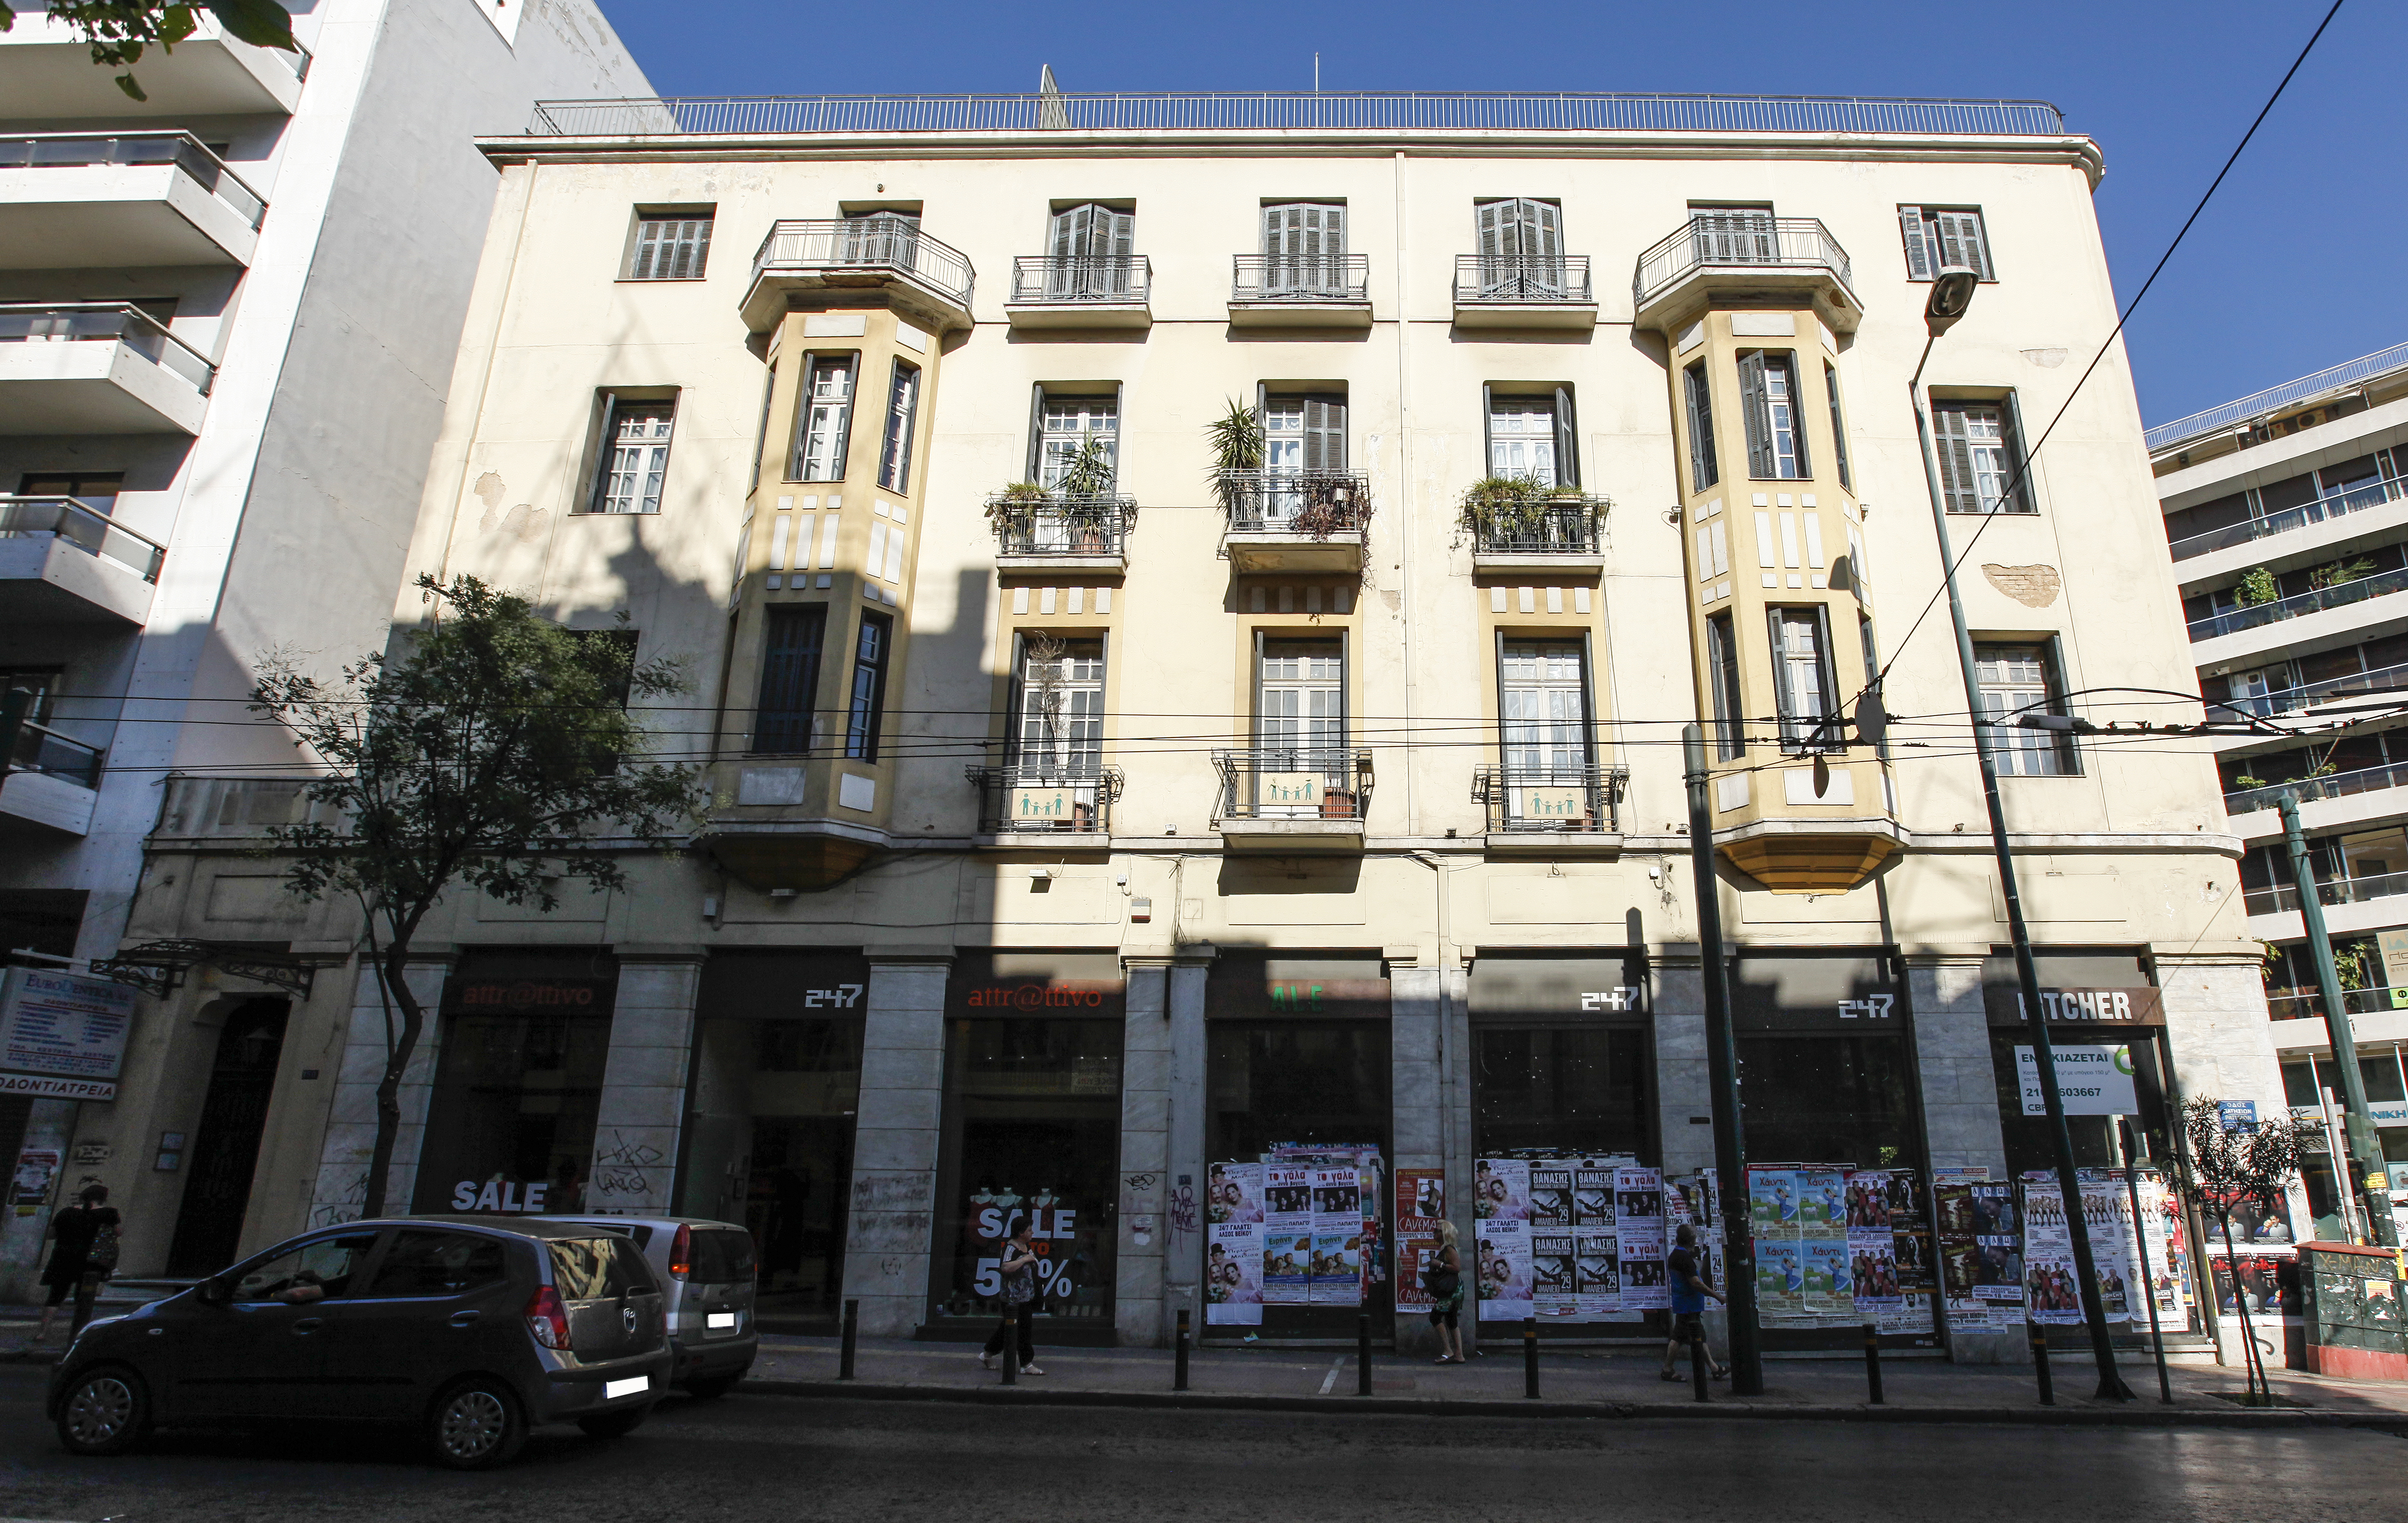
1737 352 1773 479
1527 200 1562 261
1932 403 1982 514
756 606 826 753
1935 211 1988 278
1476 199 1507 263
1898 208 1933 280
2000 391 2033 513
1553 385 1579 489
1685 364 1717 491
1480 383 1496 474
1025 385 1047 481
1303 396 1346 472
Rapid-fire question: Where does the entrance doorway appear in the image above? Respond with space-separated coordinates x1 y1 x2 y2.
166 998 290 1275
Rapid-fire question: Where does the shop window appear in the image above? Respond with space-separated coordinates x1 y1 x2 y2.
1768 606 1839 752
876 359 920 493
591 397 675 515
789 354 857 482
1683 362 1718 492
753 605 826 755
1975 642 2078 777
1933 399 2033 514
1474 1027 1647 1155
1737 350 1809 480
1207 1022 1394 1165
411 966 614 1216
844 612 891 761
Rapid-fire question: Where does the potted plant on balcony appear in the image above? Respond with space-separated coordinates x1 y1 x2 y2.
2307 556 2375 592
1293 474 1371 542
1053 438 1119 552
1456 475 1548 547
1206 397 1264 522
2233 566 2279 607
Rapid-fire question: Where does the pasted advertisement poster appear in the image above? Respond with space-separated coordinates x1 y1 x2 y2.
2021 1178 2083 1326
1263 1165 1313 1304
1474 1157 1530 1221
1616 1167 1668 1310
1933 1178 1982 1331
1309 1167 1363 1305
0 967 138 1100
1476 1217 1534 1322
1803 1238 1852 1318
1575 1227 1621 1317
1393 1167 1444 1311
1575 1165 1616 1227
1533 1231 1579 1317
1206 1220 1264 1325
1969 1181 2024 1330
1207 1161 1264 1224
1531 1164 1575 1227
1755 1238 1802 1319
10 1147 61 1216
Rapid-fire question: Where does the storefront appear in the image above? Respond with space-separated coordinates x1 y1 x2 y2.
677 950 867 1333
927 953 1125 1341
412 953 616 1216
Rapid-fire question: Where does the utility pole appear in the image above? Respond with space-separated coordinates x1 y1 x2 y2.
1684 723 1761 1394
2278 791 2400 1246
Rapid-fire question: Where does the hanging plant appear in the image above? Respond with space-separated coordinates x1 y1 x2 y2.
1292 474 1373 541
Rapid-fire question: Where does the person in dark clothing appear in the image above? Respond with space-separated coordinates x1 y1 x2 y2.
38 1184 121 1342
978 1218 1044 1376
1660 1222 1730 1381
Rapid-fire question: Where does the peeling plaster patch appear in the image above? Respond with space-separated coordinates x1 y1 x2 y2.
2021 348 2069 368
489 504 547 544
473 471 506 509
1983 563 2063 608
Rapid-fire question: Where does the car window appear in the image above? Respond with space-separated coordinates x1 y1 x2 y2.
232 1232 378 1304
548 1236 657 1301
692 1229 757 1284
358 1230 511 1299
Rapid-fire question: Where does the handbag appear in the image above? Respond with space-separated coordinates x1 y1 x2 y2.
1424 1263 1461 1300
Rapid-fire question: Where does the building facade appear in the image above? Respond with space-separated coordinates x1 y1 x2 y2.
0 0 648 1298
113 91 2274 1355
2150 341 2408 1237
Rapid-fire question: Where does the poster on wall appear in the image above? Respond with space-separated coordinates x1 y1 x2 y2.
1575 1164 1616 1226
1393 1167 1444 1311
1756 1237 1802 1319
10 1147 61 1217
1575 1227 1621 1317
1206 1221 1264 1325
1309 1167 1363 1305
1803 1238 1852 1318
1531 1164 1575 1226
1476 1217 1534 1322
1475 1157 1531 1220
0 967 137 1101
1533 1231 1579 1317
1263 1165 1313 1304
1208 1162 1264 1224
2021 1177 2083 1326
1966 1180 2024 1330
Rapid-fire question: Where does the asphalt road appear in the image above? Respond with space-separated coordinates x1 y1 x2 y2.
0 1368 2401 1522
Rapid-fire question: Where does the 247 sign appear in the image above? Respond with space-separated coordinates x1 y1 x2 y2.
1579 988 1643 1012
1837 995 1896 1020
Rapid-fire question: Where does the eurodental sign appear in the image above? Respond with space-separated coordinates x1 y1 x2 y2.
2016 1044 2138 1117
0 967 137 1102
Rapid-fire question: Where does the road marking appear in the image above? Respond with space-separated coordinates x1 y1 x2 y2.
1317 1355 1346 1395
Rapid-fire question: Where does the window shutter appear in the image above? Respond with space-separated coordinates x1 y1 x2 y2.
1529 200 1562 261
1737 353 1772 479
2000 390 2033 513
1898 208 1933 280
1320 204 1345 258
1932 403 1981 514
1026 385 1047 481
1765 609 1795 730
1685 365 1717 491
589 390 619 512
1481 383 1496 475
1476 200 1506 264
1303 396 1346 473
1935 211 1988 278
1049 206 1077 261
1553 385 1579 489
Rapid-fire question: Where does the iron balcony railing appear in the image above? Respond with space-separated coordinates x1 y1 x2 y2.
2244 869 2408 917
2147 340 2408 456
2225 760 2408 816
152 774 331 839
1009 255 1151 304
1474 763 1628 834
750 217 974 309
2267 985 2408 1022
967 764 1124 834
1633 214 1855 311
1469 497 1607 553
1453 254 1593 305
6 721 104 791
1231 254 1368 304
2188 565 2408 642
0 303 217 395
2168 473 2408 561
0 131 266 226
1219 470 1373 536
986 494 1137 557
0 496 167 583
2221 658 2408 719
529 93 2065 138
1215 747 1374 822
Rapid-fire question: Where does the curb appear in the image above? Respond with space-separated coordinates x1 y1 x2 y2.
732 1376 2408 1432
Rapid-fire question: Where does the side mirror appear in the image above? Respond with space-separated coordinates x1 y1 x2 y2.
194 1276 231 1306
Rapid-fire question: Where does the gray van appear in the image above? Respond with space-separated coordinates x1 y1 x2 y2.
548 1216 757 1397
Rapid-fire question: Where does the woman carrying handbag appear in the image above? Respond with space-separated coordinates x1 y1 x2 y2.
979 1218 1045 1376
1424 1219 1466 1364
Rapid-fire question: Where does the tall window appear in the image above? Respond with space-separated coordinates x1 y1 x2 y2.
1706 612 1744 761
1035 394 1118 490
1257 638 1345 762
754 606 827 754
1976 643 2076 777
1683 364 1718 492
1261 202 1346 295
1263 394 1346 522
1768 607 1838 753
1933 399 2031 514
1473 198 1565 297
594 398 674 514
1690 205 1777 264
626 214 712 280
1487 395 1560 486
878 360 920 493
1899 207 1994 281
1012 637 1105 781
1825 365 1852 492
840 211 920 269
790 355 856 481
1500 641 1589 774
1738 352 1808 480
1047 203 1135 297
845 613 891 761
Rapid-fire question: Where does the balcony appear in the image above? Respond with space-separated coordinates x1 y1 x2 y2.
2244 870 2408 918
2225 761 2408 819
2222 658 2408 721
1451 255 1597 330
0 12 306 117
2267 985 2408 1023
1465 495 1609 573
2188 564 2408 643
1218 470 1373 573
986 493 1137 571
967 765 1124 838
0 304 214 434
1 722 104 835
1474 763 1627 852
1227 255 1371 329
740 217 975 334
152 774 328 841
0 496 166 624
2170 473 2408 563
1005 256 1151 329
0 133 265 268
1215 748 1373 852
1631 214 1861 335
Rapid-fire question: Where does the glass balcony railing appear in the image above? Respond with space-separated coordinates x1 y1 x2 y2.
6 721 104 790
2168 474 2408 561
0 131 266 226
2244 869 2408 917
2267 985 2408 1022
2188 564 2408 642
0 303 216 394
2220 658 2408 719
2224 760 2408 816
0 495 167 582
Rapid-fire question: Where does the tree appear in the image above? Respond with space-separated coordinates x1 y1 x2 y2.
2172 1097 2318 1403
0 2 299 102
251 575 705 1219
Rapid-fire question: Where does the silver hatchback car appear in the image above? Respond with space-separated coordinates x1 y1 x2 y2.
548 1216 757 1396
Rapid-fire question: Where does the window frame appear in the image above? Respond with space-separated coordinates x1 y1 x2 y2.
788 351 859 483
1898 205 1996 283
589 393 677 515
1705 612 1745 761
1737 350 1810 481
845 611 893 762
1932 395 2035 515
1493 632 1596 774
622 210 715 282
1028 386 1122 488
1824 363 1852 493
754 604 829 755
1683 363 1719 492
1006 632 1108 782
877 357 921 494
1975 639 2081 778
1766 605 1842 754
1480 385 1579 489
1252 631 1349 760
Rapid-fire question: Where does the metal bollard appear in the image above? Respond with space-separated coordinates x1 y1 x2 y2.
2029 1325 2053 1407
839 1298 859 1381
1002 1310 1018 1386
1862 1323 1884 1405
1357 1313 1373 1396
1691 1331 1710 1402
1175 1308 1190 1392
1523 1317 1539 1399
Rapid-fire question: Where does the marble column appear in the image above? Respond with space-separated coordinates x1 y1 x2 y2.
1115 961 1171 1346
1160 957 1210 1345
841 954 951 1337
1905 953 2021 1364
585 951 707 1215
307 957 453 1225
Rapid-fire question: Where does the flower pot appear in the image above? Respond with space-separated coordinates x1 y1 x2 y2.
1320 788 1357 820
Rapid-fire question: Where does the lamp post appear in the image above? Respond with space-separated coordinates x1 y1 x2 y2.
1684 723 1762 1394
1907 266 2133 1400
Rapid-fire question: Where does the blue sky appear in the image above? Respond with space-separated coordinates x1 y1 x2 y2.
592 0 2392 426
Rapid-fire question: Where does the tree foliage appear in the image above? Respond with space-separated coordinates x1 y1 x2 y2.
0 2 299 102
2172 1097 2318 1401
252 574 705 1217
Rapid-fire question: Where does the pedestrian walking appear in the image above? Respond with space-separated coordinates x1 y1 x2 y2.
979 1217 1044 1376
1659 1222 1729 1381
37 1184 121 1342
1425 1219 1466 1364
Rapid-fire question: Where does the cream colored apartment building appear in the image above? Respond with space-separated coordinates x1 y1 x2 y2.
104 91 2278 1356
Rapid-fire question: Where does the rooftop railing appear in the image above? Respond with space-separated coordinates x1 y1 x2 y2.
1454 254 1593 305
1231 254 1368 304
750 217 974 310
0 495 167 583
2168 473 2408 561
2188 564 2408 642
528 93 2066 139
0 131 266 226
1009 255 1150 304
2147 340 2408 456
0 302 216 394
6 721 104 791
1634 214 1855 311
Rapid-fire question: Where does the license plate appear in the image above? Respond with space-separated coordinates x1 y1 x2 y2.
604 1376 649 1400
707 1312 737 1330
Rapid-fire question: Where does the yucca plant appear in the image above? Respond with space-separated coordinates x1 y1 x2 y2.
1206 396 1264 518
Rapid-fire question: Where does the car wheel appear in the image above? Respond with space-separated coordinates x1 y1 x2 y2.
427 1377 527 1470
682 1373 742 1401
576 1403 653 1440
55 1366 150 1457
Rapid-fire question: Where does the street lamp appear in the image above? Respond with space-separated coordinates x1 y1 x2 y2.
1907 265 2135 1401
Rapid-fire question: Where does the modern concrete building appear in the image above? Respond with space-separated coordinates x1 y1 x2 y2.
2149 341 2408 1235
112 88 2277 1359
0 0 647 1298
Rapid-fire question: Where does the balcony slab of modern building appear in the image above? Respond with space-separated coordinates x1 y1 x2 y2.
1630 217 1862 336
1716 816 1906 894
2222 771 2408 846
1226 256 1372 330
2190 587 2408 673
1451 256 1597 331
0 13 305 117
0 139 264 267
2169 493 2408 592
740 218 975 336
2270 1008 2408 1056
0 501 163 625
1004 257 1151 330
0 325 210 435
2243 892 2408 946
0 767 97 836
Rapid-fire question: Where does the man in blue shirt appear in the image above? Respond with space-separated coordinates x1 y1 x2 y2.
1659 1222 1730 1381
